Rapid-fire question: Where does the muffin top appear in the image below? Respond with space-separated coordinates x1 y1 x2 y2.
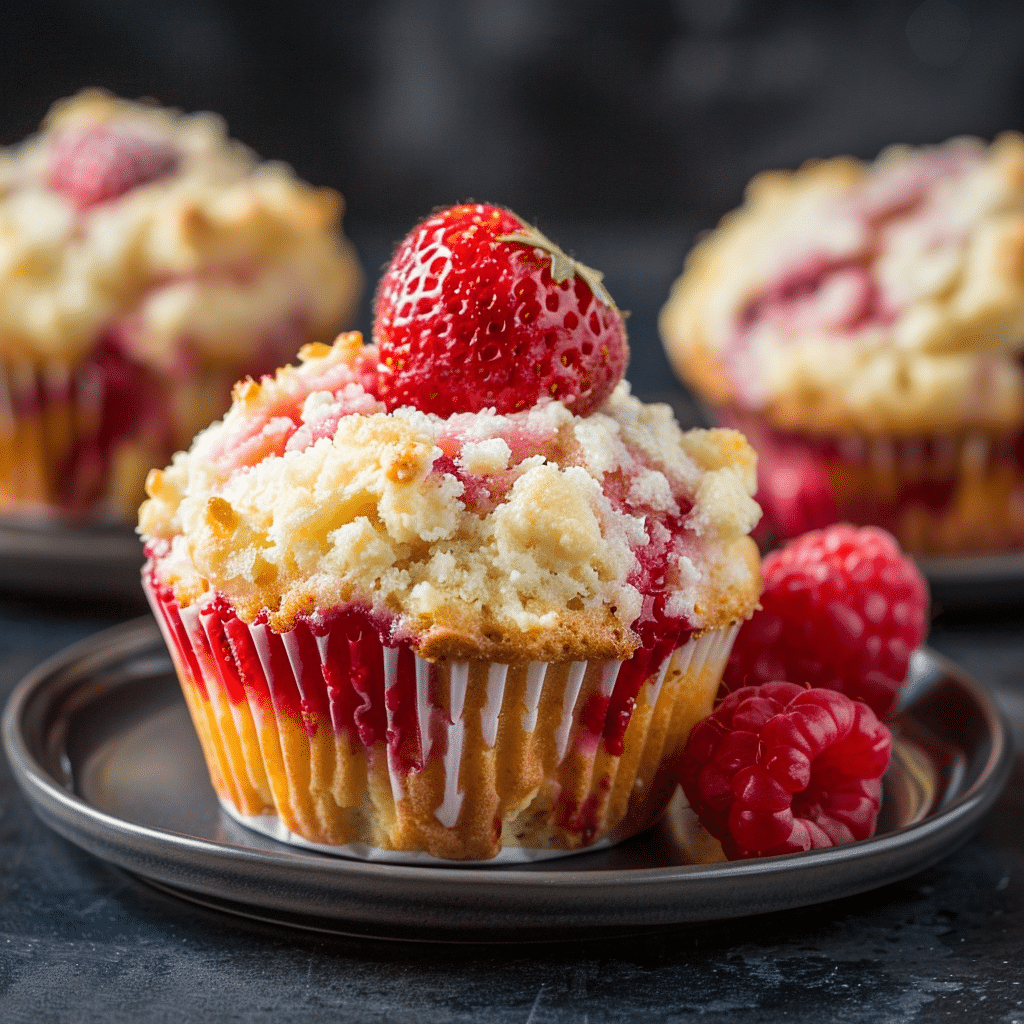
140 333 762 663
660 133 1024 435
0 88 361 369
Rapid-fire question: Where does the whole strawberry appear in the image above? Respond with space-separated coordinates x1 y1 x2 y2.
374 203 628 417
49 124 178 210
680 681 892 860
723 524 928 720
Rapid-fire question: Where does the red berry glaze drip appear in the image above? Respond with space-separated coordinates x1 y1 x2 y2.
198 596 248 705
374 203 628 417
583 507 698 756
554 777 611 846
49 124 178 209
679 681 892 859
311 611 381 752
147 568 209 700
723 524 928 720
220 607 273 711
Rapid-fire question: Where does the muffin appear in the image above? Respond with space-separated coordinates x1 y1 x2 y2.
0 88 361 520
660 133 1024 556
139 204 762 863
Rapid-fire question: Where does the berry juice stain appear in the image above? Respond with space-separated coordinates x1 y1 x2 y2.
56 335 171 513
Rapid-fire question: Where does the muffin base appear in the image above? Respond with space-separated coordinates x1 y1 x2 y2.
722 408 1024 556
0 325 312 521
145 572 740 863
0 346 174 519
221 801 614 864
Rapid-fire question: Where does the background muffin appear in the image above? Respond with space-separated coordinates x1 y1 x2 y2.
0 88 361 520
660 134 1024 556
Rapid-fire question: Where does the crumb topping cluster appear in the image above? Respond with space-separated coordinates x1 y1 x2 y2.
661 133 1024 434
140 333 761 662
0 89 361 369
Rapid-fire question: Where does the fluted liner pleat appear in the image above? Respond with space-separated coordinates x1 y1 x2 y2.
726 406 1024 554
0 356 100 509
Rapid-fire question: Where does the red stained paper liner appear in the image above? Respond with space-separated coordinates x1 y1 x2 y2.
145 570 740 864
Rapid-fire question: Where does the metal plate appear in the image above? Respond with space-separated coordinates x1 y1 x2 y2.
0 517 145 605
2 617 1014 942
917 551 1024 611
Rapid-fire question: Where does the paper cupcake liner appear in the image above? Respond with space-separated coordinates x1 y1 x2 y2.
721 407 1024 555
0 354 95 512
0 340 287 520
215 804 615 865
0 348 177 518
144 571 740 864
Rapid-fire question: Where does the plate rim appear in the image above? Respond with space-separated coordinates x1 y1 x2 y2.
2 616 1015 937
916 549 1024 584
0 517 145 603
0 515 141 558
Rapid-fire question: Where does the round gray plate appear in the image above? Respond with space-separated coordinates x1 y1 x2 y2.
2 617 1013 942
0 517 145 605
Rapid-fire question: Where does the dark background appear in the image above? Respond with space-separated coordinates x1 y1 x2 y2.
3 0 1023 397
3 9 1024 1018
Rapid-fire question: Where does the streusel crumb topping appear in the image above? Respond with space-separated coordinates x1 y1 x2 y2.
140 333 761 661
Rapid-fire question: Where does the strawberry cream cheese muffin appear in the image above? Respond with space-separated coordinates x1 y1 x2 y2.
139 203 762 862
660 134 1024 555
0 88 361 519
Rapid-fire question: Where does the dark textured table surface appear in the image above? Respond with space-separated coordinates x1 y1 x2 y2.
0 249 1022 1020
0 593 1021 1023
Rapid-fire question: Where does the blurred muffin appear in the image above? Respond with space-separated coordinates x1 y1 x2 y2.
660 133 1024 555
139 217 762 861
0 88 361 520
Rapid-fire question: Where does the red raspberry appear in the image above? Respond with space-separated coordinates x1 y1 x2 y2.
679 681 892 860
49 124 178 209
723 524 928 720
373 203 629 417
